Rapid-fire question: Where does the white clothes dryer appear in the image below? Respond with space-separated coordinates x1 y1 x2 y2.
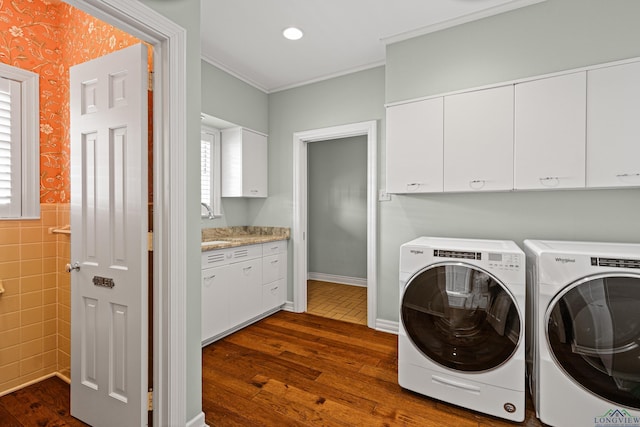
524 240 640 427
399 237 526 421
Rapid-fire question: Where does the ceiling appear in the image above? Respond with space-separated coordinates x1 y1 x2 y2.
200 0 544 93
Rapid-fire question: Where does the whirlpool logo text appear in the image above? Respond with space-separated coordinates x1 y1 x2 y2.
554 257 576 264
594 409 640 427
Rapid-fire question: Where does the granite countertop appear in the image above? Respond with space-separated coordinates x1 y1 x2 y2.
201 226 290 251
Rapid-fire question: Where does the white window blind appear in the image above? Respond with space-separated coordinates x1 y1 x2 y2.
200 126 221 218
0 63 38 219
201 132 213 205
0 76 21 217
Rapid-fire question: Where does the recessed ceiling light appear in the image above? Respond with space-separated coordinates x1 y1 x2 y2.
283 27 304 41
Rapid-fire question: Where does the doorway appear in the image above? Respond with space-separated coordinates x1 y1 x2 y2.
306 136 368 325
292 121 378 328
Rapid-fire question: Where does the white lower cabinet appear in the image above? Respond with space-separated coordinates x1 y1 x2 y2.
227 257 262 327
201 240 287 345
201 264 230 341
262 240 287 311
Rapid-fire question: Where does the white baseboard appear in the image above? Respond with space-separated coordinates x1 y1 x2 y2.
375 318 399 335
283 301 296 312
307 272 367 287
187 411 207 427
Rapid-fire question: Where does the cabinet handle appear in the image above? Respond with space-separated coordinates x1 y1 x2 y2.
469 180 486 190
243 266 252 275
539 177 560 187
616 173 640 178
406 183 423 192
270 260 279 265
271 286 278 292
203 275 215 287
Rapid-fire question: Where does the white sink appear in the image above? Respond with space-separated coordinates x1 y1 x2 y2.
201 240 230 246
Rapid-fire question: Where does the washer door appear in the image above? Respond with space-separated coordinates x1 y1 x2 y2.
546 274 640 409
401 263 521 372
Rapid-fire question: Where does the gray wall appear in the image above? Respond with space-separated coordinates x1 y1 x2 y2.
386 0 640 103
201 60 268 134
250 66 385 299
379 0 640 320
200 60 270 228
138 0 202 421
308 136 367 280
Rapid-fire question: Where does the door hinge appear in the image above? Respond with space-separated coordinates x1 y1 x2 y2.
148 71 154 91
147 389 153 411
147 231 153 252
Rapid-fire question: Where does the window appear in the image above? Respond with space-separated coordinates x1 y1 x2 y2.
0 63 39 219
201 126 221 218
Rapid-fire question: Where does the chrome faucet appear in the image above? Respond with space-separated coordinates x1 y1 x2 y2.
201 202 215 219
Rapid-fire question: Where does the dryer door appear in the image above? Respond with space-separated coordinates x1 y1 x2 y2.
401 262 521 372
546 274 640 409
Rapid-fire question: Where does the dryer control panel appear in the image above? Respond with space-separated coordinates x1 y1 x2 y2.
430 248 522 271
486 252 522 271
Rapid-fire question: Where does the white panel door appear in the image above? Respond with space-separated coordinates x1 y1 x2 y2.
587 61 640 188
514 72 586 190
386 98 444 193
69 44 148 427
444 85 514 192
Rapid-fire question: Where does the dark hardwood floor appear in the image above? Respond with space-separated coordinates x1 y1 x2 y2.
0 311 542 426
0 376 87 427
202 311 543 427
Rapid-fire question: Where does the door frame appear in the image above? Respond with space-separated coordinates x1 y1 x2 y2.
63 1 187 426
292 120 378 328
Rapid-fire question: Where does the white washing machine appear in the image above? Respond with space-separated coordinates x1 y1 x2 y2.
524 240 640 427
399 237 526 421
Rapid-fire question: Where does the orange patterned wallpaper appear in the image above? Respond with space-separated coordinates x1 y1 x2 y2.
0 0 149 204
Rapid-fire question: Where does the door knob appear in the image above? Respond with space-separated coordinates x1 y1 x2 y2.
66 262 81 272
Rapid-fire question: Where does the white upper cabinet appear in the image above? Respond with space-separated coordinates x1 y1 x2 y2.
386 97 444 194
514 72 587 190
221 127 268 197
444 85 514 192
587 61 640 188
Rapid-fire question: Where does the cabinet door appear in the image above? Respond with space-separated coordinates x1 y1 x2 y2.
444 85 514 192
386 98 444 193
262 279 285 311
228 258 262 326
263 253 285 285
242 129 268 197
587 61 640 188
221 127 268 197
201 265 230 343
514 72 586 190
